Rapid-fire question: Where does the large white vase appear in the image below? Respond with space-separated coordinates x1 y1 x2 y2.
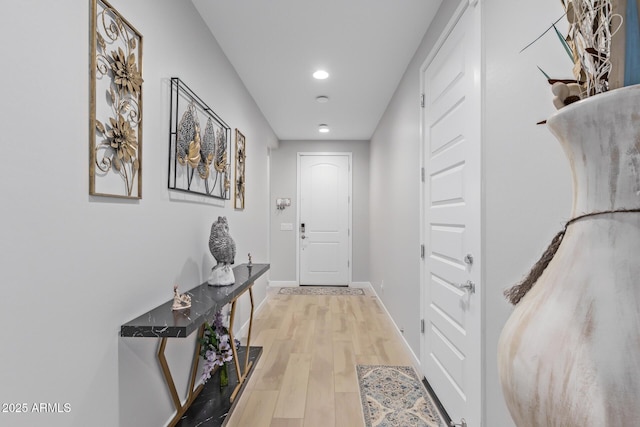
497 85 640 426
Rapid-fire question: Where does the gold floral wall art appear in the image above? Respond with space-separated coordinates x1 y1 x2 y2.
234 129 246 210
168 78 231 200
90 0 143 198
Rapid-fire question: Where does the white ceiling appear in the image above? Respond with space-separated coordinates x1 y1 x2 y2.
192 0 442 141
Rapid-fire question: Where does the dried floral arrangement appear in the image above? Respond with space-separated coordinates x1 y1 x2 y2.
531 0 640 110
562 0 615 97
90 0 143 198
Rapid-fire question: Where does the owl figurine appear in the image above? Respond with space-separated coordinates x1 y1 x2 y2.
207 216 236 286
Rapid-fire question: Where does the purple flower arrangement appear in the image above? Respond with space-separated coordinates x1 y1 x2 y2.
199 310 240 384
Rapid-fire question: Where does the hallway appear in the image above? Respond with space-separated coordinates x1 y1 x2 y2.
224 287 418 426
0 1 576 425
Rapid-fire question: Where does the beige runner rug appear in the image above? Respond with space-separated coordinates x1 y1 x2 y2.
357 365 446 427
277 287 365 296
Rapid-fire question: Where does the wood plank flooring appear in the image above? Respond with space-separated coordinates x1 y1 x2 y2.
224 288 416 427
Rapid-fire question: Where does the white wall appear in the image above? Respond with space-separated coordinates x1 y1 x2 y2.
483 0 572 425
269 140 370 283
370 0 572 425
0 1 276 426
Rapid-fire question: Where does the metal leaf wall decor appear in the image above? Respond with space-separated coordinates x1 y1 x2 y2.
234 129 246 210
168 78 231 200
90 0 143 198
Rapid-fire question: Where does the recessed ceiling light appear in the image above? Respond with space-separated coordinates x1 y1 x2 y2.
313 70 329 80
316 96 329 103
318 124 330 133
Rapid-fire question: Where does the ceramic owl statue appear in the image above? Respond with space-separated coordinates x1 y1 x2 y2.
207 216 236 286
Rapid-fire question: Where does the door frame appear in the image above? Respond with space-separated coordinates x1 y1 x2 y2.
296 152 353 285
419 0 483 424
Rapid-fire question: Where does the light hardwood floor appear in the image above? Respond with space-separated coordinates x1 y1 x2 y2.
224 288 417 427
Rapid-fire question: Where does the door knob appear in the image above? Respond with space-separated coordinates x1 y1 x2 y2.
451 419 467 427
301 234 306 239
454 280 475 294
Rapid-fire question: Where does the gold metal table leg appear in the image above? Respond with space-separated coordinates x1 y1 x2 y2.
244 287 255 374
157 324 206 427
157 281 257 422
227 284 256 403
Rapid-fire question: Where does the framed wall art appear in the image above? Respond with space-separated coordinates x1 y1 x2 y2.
234 129 246 210
168 78 231 200
90 0 143 199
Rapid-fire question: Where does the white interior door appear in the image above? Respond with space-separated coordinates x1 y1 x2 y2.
298 153 351 286
420 3 481 426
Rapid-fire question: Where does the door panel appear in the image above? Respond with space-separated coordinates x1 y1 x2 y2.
307 242 340 272
429 323 465 392
430 225 466 263
431 103 467 152
429 33 465 101
299 154 351 285
430 164 465 204
421 3 481 426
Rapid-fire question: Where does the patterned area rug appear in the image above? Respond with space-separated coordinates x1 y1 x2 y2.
357 365 445 427
277 287 365 296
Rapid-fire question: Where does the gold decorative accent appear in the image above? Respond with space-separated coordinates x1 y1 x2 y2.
110 46 143 96
187 126 202 170
157 326 206 427
169 78 231 200
234 129 246 210
228 286 255 403
214 128 228 173
90 0 143 198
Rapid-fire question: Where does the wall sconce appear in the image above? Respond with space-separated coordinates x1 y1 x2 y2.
276 198 291 210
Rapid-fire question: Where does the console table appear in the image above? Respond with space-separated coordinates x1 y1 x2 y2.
121 263 269 427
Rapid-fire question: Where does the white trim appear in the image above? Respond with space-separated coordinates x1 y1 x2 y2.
419 0 470 379
348 281 371 289
266 147 272 272
368 284 421 372
419 3 484 425
419 0 469 75
235 293 270 341
269 281 368 289
296 152 353 285
268 280 299 288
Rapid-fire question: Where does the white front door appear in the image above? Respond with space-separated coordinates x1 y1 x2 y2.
298 153 351 286
420 3 481 426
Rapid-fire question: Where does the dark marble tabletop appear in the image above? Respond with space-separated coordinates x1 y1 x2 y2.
120 263 269 338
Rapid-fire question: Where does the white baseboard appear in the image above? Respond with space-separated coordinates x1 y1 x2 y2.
368 285 422 372
349 281 372 289
269 281 372 289
268 280 298 288
235 293 270 342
